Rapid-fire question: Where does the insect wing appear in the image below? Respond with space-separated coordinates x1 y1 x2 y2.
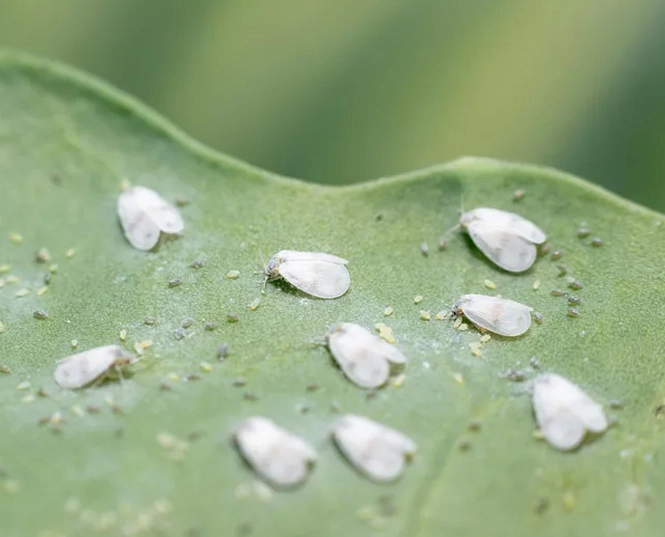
235 417 316 487
328 324 390 388
533 374 607 450
333 415 416 482
467 220 537 272
459 295 532 337
472 208 546 244
54 344 123 389
118 186 184 251
273 250 348 265
279 256 350 299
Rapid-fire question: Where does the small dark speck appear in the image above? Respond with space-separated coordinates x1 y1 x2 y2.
43 273 51 285
550 250 563 260
85 405 101 414
609 400 624 410
568 279 583 290
236 522 253 537
438 238 447 251
467 420 482 432
556 264 568 276
534 497 550 514
296 403 310 414
174 327 186 341
0 366 11 374
38 416 50 426
529 357 541 369
184 374 202 382
181 318 194 329
420 243 429 257
512 189 525 202
188 430 205 442
36 388 49 398
306 383 319 392
550 289 565 297
568 296 582 306
539 243 552 256
458 440 471 452
159 383 172 392
577 228 591 238
204 322 218 331
378 496 397 517
504 368 526 382
232 378 247 387
217 343 230 360
365 391 377 400
330 401 342 413
591 237 603 247
567 307 580 318
168 279 182 288
189 259 205 269
50 173 62 185
655 405 665 417
243 391 258 401
174 197 190 207
375 214 383 222
33 310 49 320
144 317 158 326
227 313 240 323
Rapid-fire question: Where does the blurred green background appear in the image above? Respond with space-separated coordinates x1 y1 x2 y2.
2 0 665 210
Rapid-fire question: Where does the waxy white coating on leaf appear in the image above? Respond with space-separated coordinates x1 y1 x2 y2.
264 250 350 299
326 323 407 389
532 374 608 451
54 344 133 389
453 294 533 337
459 208 546 272
332 414 416 482
117 186 184 251
233 417 317 488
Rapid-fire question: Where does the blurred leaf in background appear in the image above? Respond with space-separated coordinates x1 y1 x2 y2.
1 0 664 209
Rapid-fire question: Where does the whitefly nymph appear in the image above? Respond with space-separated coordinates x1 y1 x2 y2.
459 208 546 272
54 344 135 389
331 414 417 482
453 294 533 337
233 416 317 488
117 185 184 251
264 250 350 299
325 323 407 389
532 374 608 451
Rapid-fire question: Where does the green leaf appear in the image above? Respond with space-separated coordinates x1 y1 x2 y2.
1 52 664 537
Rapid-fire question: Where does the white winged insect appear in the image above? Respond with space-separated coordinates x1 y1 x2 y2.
233 417 317 488
264 250 350 299
325 323 407 389
117 186 184 251
532 374 608 451
459 208 546 272
453 294 533 337
54 344 135 389
331 414 416 482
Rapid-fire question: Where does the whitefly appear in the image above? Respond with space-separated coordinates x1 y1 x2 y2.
452 294 533 337
264 250 350 299
325 323 407 389
117 186 184 251
331 414 416 482
233 416 317 488
459 207 546 272
54 344 135 389
532 373 608 451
